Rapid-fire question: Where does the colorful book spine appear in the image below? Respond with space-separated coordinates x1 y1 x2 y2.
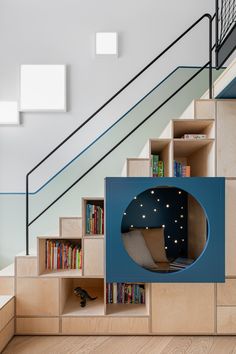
86 203 104 235
151 154 164 177
174 161 191 177
45 240 82 271
106 283 145 304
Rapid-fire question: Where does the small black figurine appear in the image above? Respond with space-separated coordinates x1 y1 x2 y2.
74 287 97 307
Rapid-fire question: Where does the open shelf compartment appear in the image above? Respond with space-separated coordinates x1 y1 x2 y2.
38 237 82 277
173 139 215 177
105 283 150 317
173 119 215 139
82 198 104 237
61 278 104 316
150 139 172 177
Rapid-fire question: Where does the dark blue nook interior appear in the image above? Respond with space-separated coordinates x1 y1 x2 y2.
121 187 189 260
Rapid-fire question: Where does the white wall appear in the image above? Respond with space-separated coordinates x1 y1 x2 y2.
0 0 215 192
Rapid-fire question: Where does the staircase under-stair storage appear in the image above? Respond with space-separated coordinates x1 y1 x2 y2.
1 99 236 336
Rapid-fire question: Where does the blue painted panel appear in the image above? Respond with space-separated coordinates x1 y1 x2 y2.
216 77 236 99
106 177 225 283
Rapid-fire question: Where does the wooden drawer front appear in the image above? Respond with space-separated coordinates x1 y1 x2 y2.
217 279 236 305
16 257 37 277
62 317 149 334
127 159 150 177
0 319 14 353
0 278 14 295
0 298 14 332
60 217 82 238
16 317 59 334
16 278 59 316
217 307 236 334
83 238 104 276
151 283 215 334
195 100 215 120
226 180 236 276
217 101 236 177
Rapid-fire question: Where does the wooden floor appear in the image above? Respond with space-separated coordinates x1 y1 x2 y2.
3 336 236 354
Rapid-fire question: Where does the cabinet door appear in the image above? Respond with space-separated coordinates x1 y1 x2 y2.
217 101 236 177
83 238 104 276
127 159 150 177
16 278 59 316
151 283 215 334
62 317 149 334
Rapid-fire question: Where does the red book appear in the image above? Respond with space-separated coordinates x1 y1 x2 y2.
94 207 97 234
57 245 60 269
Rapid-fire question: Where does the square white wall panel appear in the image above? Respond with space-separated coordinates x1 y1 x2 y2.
96 32 118 55
20 65 66 112
0 101 19 125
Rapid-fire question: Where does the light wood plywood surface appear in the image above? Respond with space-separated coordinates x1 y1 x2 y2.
16 278 59 316
151 283 215 334
16 317 59 335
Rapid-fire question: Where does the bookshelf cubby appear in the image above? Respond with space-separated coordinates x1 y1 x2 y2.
105 283 150 317
82 198 104 237
173 139 215 177
61 278 104 316
173 119 215 139
37 237 82 277
150 139 172 177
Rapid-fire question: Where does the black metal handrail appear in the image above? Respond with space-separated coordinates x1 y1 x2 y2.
26 13 213 255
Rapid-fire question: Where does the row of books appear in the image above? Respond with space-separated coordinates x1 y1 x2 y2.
45 239 82 270
86 204 104 235
181 134 206 140
151 154 164 177
174 161 191 177
106 283 145 304
169 257 194 271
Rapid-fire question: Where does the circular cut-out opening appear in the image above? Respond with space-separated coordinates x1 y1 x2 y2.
121 186 208 273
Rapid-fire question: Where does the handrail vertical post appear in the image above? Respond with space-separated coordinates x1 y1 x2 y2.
209 15 213 98
215 0 219 68
26 174 29 255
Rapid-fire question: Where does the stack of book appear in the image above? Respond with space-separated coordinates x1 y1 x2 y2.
151 154 164 177
182 134 206 140
174 161 191 177
86 204 104 235
106 283 145 304
169 257 194 271
45 239 82 270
